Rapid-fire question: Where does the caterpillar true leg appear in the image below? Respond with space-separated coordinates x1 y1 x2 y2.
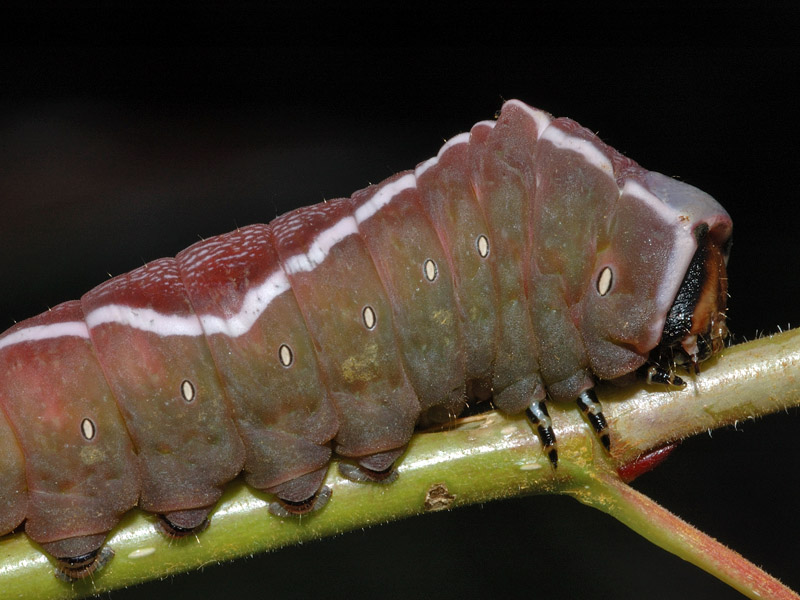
526 401 558 468
576 389 611 451
647 364 686 387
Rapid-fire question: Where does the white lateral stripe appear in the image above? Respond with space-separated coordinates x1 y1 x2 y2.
200 270 290 336
0 321 90 351
354 173 416 224
12 269 295 343
86 304 205 336
415 132 472 178
0 108 560 348
3 174 419 346
284 216 359 274
621 179 696 319
438 132 470 157
55 177 688 345
622 180 688 228
540 126 613 176
503 100 552 137
415 156 438 178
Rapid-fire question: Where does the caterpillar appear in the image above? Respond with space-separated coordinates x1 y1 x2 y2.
0 100 732 580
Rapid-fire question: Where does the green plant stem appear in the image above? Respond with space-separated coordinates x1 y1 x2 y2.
605 328 800 466
568 470 799 600
1 330 799 599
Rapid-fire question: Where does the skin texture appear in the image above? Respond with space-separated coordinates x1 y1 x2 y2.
0 100 731 574
177 224 335 496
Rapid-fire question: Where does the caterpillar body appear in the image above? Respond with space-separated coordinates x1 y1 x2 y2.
0 100 732 579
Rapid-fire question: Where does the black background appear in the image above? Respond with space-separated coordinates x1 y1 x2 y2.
1 14 799 600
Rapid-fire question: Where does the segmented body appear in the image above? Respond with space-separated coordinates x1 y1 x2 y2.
0 100 732 576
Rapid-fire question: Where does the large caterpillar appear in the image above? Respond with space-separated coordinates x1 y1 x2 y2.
0 100 731 580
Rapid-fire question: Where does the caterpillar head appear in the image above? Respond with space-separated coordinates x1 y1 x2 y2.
646 172 733 374
656 221 731 373
579 171 732 383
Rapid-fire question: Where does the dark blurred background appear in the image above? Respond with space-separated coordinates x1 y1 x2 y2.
1 26 799 600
